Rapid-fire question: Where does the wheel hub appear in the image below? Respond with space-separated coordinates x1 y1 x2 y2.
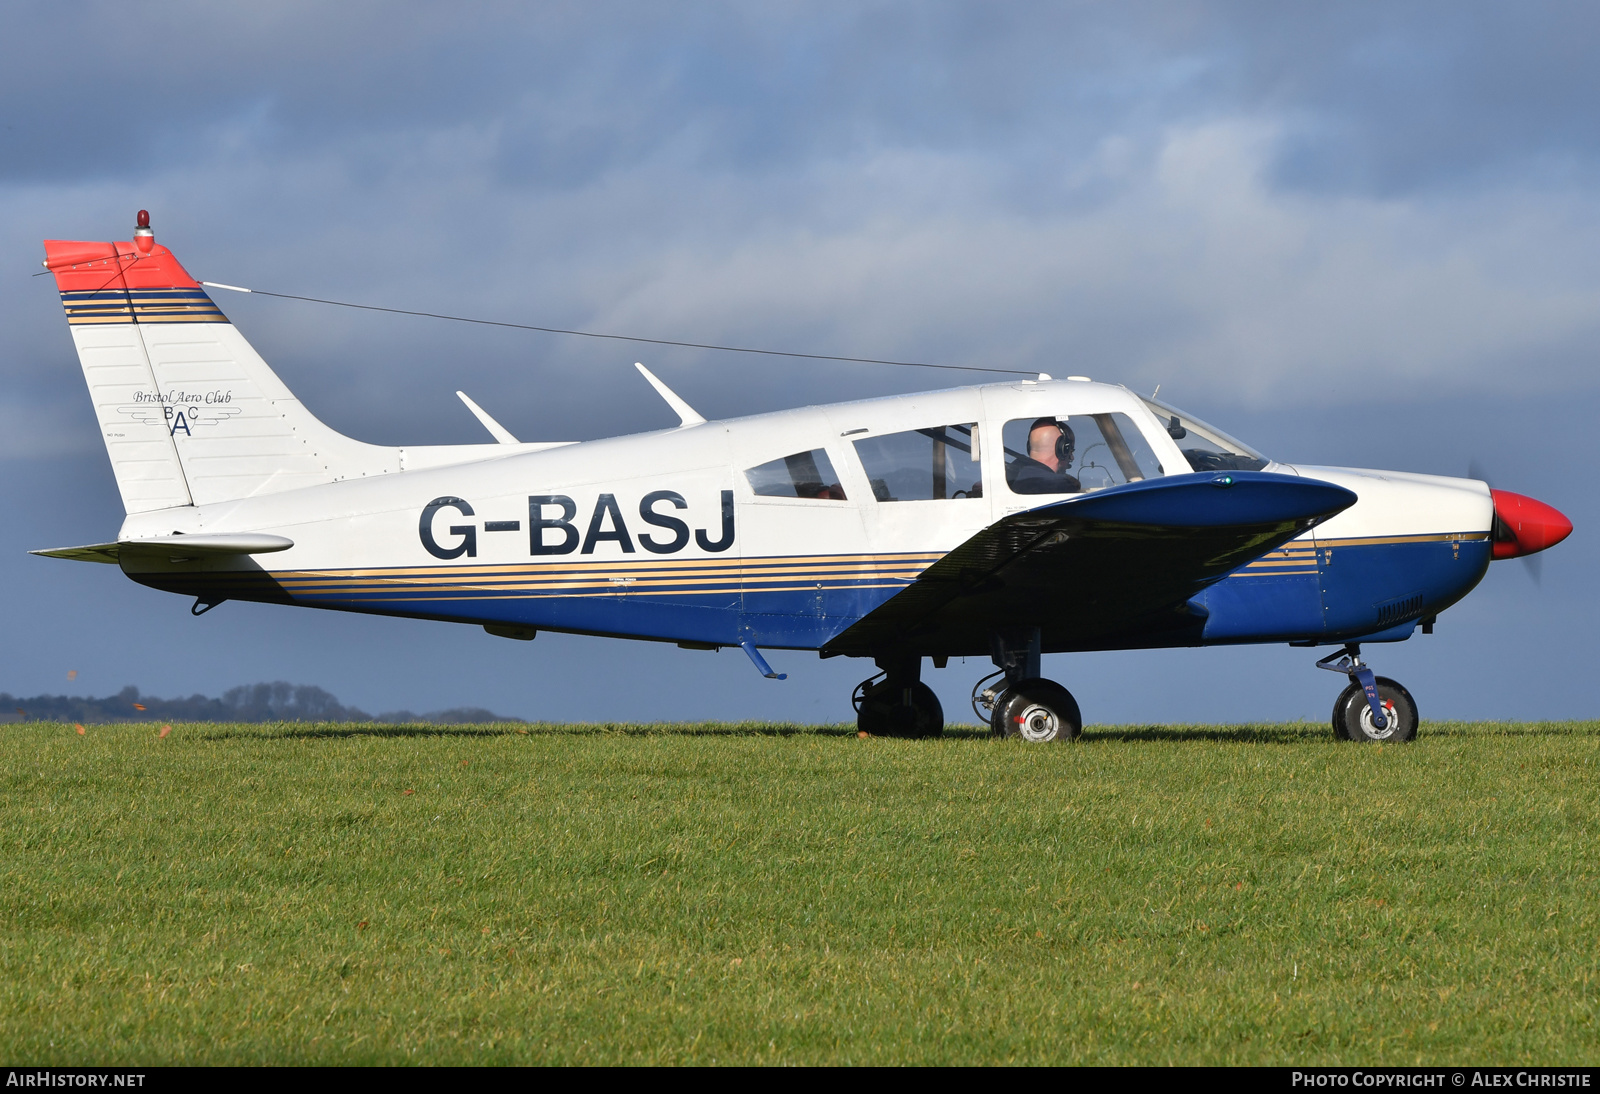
1359 700 1398 740
1016 703 1059 742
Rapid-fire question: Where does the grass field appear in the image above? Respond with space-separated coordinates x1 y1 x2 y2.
1 718 1596 1065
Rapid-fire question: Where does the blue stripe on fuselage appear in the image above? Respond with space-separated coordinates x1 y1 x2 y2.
271 556 917 649
1196 534 1491 644
260 533 1492 652
283 582 901 649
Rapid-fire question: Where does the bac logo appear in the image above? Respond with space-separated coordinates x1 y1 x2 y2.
420 492 735 560
118 397 241 436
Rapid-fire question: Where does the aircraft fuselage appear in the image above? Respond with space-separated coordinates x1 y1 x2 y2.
112 381 1495 656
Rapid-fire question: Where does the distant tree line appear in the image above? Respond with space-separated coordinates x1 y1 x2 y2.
0 682 517 725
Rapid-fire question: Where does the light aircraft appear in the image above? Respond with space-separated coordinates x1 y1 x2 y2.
34 213 1573 742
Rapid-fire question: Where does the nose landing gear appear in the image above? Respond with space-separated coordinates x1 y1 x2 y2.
971 627 1082 742
1316 644 1419 742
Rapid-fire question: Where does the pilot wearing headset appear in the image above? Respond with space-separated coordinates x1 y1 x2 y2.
1006 417 1082 494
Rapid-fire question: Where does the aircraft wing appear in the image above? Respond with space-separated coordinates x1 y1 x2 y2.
822 471 1357 658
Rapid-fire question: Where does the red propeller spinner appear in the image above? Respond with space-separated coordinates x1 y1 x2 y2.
1490 489 1573 560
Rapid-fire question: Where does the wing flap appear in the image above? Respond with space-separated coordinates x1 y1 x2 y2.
823 472 1355 657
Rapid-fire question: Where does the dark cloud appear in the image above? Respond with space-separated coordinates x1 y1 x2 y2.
6 2 1593 187
9 2 1599 192
1251 4 1600 193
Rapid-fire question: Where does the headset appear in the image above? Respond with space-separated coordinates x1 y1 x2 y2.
1030 417 1075 466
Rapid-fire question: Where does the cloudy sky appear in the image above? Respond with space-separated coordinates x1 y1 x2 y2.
4 1 1596 724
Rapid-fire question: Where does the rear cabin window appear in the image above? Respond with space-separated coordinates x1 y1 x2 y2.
745 448 848 500
853 424 982 502
1002 413 1163 495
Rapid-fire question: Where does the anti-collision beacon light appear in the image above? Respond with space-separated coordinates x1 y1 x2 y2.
133 209 153 254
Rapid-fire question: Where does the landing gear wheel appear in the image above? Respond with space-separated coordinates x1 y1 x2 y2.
1331 682 1362 741
992 679 1081 742
1333 677 1418 743
857 680 944 738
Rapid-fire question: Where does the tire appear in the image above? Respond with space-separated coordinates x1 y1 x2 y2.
1335 676 1418 743
1331 682 1362 741
857 680 944 738
994 679 1081 742
987 687 1012 738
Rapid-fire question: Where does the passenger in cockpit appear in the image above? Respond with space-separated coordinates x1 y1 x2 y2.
1006 417 1082 494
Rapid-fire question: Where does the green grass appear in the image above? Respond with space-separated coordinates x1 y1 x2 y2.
1 718 1597 1065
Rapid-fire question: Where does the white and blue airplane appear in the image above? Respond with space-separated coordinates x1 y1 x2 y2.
34 213 1573 742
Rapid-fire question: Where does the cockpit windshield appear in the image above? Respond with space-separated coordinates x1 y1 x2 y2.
1140 396 1269 473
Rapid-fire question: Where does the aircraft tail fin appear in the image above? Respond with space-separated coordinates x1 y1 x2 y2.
45 216 409 513
43 220 402 512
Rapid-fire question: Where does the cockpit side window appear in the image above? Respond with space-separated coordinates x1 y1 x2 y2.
1140 396 1269 473
853 423 982 502
745 448 848 500
1001 413 1164 495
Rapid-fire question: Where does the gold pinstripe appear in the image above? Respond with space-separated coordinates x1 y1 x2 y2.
60 289 226 325
272 552 946 600
264 531 1491 600
1318 532 1489 548
1228 530 1489 578
319 582 918 605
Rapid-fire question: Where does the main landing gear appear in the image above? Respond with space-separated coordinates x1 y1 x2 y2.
1316 644 1419 743
972 627 1081 742
854 655 944 738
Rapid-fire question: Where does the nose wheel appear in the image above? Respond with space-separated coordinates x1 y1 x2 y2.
1317 645 1419 742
